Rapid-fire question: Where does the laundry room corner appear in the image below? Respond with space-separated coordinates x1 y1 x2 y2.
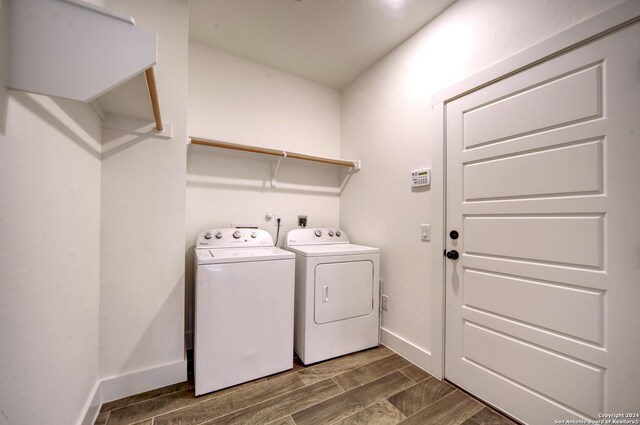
98 0 189 399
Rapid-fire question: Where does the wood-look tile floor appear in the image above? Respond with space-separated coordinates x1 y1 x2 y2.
94 346 518 425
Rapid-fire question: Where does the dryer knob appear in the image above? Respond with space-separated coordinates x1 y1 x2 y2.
251 232 257 238
215 231 223 239
335 230 341 237
204 232 212 239
328 230 334 236
233 231 241 239
314 229 322 237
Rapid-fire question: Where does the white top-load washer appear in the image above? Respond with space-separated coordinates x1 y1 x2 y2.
194 228 295 396
284 228 380 365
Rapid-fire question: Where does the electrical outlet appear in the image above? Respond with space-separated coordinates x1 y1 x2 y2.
298 215 307 227
274 213 282 224
381 295 389 311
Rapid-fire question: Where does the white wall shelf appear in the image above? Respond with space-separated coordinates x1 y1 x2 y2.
190 137 360 189
7 0 164 131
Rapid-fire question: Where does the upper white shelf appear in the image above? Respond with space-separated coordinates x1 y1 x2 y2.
7 0 164 131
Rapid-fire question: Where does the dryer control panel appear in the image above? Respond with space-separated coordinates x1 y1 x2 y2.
285 228 349 246
196 228 274 249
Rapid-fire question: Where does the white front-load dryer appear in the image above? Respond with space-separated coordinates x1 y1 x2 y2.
284 228 380 365
194 228 295 395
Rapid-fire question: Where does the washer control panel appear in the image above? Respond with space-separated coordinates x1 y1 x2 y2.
196 228 272 249
285 228 349 246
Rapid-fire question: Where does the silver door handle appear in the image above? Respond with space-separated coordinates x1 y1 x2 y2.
322 285 329 303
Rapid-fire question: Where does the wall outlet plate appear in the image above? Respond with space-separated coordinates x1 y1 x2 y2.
381 294 389 311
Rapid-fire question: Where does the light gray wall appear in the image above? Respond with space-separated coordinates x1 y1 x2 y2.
339 0 625 364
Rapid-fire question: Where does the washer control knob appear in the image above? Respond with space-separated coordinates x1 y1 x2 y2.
215 231 223 239
314 229 322 237
251 232 257 238
335 230 341 237
204 231 212 239
328 230 334 237
233 230 241 239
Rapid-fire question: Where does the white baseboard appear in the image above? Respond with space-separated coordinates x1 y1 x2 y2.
78 379 102 425
381 327 432 373
79 359 187 425
100 359 187 403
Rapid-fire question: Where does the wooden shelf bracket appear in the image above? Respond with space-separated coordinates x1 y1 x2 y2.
144 67 163 131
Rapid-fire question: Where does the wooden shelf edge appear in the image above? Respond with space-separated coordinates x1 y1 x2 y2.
189 137 360 169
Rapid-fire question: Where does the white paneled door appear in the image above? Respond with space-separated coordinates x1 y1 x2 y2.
444 22 640 424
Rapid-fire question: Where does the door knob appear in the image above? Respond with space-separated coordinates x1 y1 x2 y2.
450 230 459 239
446 250 459 260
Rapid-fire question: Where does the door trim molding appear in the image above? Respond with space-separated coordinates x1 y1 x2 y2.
429 0 640 380
431 1 640 107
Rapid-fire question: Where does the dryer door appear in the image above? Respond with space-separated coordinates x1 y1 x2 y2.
314 260 374 324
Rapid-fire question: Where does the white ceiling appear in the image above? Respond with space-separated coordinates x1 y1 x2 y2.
189 0 456 89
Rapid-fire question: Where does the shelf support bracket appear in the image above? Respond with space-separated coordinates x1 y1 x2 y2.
144 67 163 131
339 160 361 194
271 153 287 188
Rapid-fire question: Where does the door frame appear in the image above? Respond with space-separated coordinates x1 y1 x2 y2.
428 0 640 380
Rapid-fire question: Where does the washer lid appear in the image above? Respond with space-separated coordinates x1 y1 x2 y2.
195 247 294 264
283 243 379 257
